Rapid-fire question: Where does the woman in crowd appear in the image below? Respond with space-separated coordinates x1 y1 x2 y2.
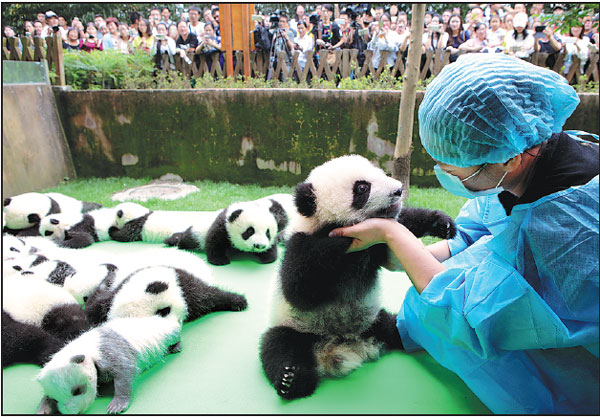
423 13 447 51
132 18 154 53
62 27 81 51
195 22 222 71
117 23 132 53
367 13 401 71
532 20 563 69
80 22 103 52
24 21 35 37
459 22 490 53
168 24 178 41
330 53 599 415
292 20 314 72
152 22 177 71
445 13 469 62
563 22 592 76
487 15 506 51
504 12 534 59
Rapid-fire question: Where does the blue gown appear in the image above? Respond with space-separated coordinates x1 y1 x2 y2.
397 176 599 414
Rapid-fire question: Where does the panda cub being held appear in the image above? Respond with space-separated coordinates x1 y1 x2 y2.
260 155 456 400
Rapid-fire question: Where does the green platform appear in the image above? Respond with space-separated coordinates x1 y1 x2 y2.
2 241 490 414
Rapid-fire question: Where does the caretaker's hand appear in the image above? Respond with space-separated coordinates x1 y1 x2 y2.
329 218 400 252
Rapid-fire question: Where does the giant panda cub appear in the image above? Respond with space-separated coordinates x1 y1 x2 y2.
3 192 101 236
165 197 289 266
84 265 248 326
36 316 182 415
39 207 119 249
108 202 219 244
2 277 90 367
260 155 456 400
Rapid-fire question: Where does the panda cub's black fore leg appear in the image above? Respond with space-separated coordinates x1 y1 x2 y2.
257 244 277 264
260 326 320 400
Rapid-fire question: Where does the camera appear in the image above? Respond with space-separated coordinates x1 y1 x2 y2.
309 14 319 26
429 24 441 32
52 25 60 33
156 34 166 40
269 11 280 29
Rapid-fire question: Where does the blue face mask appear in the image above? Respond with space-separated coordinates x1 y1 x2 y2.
434 164 507 199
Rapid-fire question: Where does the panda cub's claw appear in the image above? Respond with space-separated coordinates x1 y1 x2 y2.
275 365 318 400
106 396 130 414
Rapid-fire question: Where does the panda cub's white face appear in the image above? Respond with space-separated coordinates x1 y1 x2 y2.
114 202 151 228
3 192 53 229
39 212 82 242
298 155 404 230
226 201 278 253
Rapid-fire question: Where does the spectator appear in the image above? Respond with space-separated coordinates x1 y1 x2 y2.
532 20 563 69
424 10 434 26
188 6 204 37
132 18 155 53
389 4 399 22
504 12 534 59
152 22 177 70
484 3 506 23
316 4 342 51
553 4 565 15
280 14 297 39
292 21 314 71
62 27 81 51
57 16 68 39
117 23 132 53
269 13 296 75
367 13 401 70
36 12 46 27
212 7 220 37
161 7 173 25
373 6 385 22
487 15 506 50
149 7 162 33
424 14 446 51
175 20 199 64
513 3 527 15
129 11 142 34
24 21 35 37
582 15 595 43
203 8 215 26
102 17 120 50
41 11 59 37
459 22 490 53
33 20 44 37
195 22 222 71
80 23 103 52
98 24 109 41
441 9 452 27
563 23 592 76
290 4 305 33
445 13 470 62
93 15 105 29
3 25 21 52
168 24 178 41
397 11 408 29
504 12 515 32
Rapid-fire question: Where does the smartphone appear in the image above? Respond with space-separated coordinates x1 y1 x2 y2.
156 34 166 40
378 20 384 29
335 18 345 26
429 24 441 32
534 25 546 32
251 15 263 22
358 28 369 36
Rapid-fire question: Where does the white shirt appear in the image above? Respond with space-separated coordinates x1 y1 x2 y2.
294 33 314 69
368 30 401 68
189 22 205 37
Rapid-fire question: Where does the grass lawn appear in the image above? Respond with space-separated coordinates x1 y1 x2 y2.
41 177 466 245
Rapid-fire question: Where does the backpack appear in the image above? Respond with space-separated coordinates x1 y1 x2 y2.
254 26 272 52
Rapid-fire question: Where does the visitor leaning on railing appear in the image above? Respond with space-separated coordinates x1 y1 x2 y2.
152 22 177 70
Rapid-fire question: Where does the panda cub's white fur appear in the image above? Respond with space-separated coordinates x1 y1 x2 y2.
40 207 118 243
37 316 181 415
114 202 151 228
225 200 279 253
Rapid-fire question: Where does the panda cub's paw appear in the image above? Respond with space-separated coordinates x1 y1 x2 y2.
207 254 231 266
430 211 457 239
106 396 130 414
276 365 319 400
164 232 182 247
230 294 249 311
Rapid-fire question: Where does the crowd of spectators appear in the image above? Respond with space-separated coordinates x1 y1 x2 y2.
3 4 599 78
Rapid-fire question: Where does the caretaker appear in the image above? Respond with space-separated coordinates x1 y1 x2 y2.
330 54 599 414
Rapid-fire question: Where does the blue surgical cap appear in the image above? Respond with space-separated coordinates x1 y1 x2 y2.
418 54 580 167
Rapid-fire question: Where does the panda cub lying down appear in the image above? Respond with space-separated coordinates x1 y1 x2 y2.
260 155 456 400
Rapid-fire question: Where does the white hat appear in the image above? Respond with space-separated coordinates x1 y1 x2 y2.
45 11 58 19
513 12 528 29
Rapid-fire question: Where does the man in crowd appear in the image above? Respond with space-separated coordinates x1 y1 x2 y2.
188 6 204 36
161 7 173 25
41 11 59 37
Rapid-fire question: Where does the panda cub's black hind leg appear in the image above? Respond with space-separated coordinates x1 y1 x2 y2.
360 309 404 351
260 326 320 400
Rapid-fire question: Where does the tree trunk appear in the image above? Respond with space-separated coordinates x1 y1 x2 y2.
393 3 426 200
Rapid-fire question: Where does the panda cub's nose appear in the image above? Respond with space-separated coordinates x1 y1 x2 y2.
254 243 266 250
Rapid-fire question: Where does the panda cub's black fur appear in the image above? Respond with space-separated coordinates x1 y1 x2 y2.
259 155 456 400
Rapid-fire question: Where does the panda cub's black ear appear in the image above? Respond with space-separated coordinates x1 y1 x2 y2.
3 198 11 207
294 182 316 217
228 209 243 223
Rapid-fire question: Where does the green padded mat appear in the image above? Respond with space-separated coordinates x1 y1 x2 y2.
2 241 490 414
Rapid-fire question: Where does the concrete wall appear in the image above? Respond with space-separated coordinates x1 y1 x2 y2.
3 88 598 197
2 84 75 200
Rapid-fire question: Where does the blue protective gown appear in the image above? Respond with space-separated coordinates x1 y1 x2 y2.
397 176 599 414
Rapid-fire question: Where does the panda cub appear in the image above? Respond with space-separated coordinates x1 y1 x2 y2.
260 155 456 400
85 265 248 326
166 197 289 266
108 202 219 244
39 207 119 249
37 316 182 415
3 192 101 236
2 277 90 367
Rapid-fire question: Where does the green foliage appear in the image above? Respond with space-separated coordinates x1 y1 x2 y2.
63 49 155 90
539 4 598 35
573 74 600 93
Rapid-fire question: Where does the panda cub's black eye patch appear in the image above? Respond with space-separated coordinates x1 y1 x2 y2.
352 181 372 209
44 231 53 236
50 219 59 225
10 247 19 253
242 227 255 240
266 229 271 240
